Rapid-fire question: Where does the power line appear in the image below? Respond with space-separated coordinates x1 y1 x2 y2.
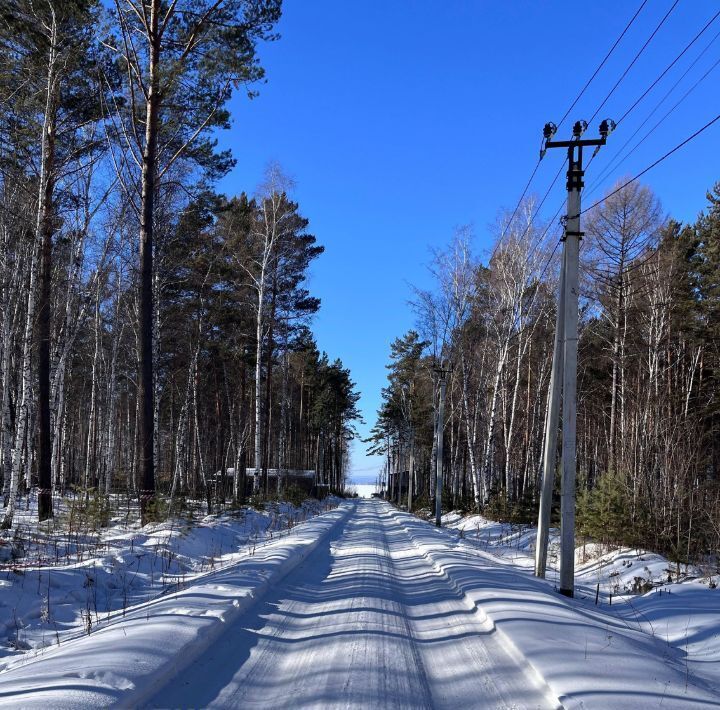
530 236 563 308
556 0 649 131
506 235 564 343
579 90 720 292
497 159 541 240
586 50 720 199
582 215 659 279
582 10 720 199
615 7 720 126
579 110 720 217
585 244 674 309
490 0 649 264
525 200 565 267
505 0 709 286
524 158 567 238
493 0 666 273
540 237 562 281
591 250 660 284
518 11 709 574
588 0 680 126
519 1 671 267
492 158 567 265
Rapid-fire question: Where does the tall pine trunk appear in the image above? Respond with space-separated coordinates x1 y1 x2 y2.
138 0 161 521
37 12 61 522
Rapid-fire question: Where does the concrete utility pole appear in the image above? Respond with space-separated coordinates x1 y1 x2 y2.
535 119 615 596
434 368 448 527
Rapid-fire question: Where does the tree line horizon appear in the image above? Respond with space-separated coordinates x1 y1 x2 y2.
0 0 362 528
372 178 720 565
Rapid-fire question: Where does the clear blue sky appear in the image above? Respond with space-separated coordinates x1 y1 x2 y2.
217 1 720 485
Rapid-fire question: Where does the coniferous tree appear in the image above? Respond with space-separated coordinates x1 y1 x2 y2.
0 0 110 524
107 0 282 519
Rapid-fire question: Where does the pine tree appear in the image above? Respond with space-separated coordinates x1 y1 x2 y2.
694 183 720 478
106 0 282 520
0 0 109 524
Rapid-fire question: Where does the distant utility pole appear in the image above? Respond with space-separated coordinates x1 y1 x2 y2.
407 431 415 513
434 366 448 527
534 119 615 597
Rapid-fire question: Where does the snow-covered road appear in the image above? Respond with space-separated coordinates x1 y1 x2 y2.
148 500 555 709
2 499 717 708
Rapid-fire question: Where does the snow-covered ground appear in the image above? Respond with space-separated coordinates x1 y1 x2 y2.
439 509 720 702
0 495 339 662
0 499 717 707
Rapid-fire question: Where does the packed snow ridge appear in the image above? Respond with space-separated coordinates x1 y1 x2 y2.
0 499 718 708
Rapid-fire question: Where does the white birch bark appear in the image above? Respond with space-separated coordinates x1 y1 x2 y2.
2 242 39 528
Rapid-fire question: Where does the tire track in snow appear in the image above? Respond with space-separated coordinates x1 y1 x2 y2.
380 505 557 709
148 501 555 709
151 502 434 708
375 506 434 709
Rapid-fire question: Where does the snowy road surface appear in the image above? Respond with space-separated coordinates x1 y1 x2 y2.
148 500 556 709
2 499 717 708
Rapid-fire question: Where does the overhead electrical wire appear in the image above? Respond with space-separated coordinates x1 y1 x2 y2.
562 106 716 295
521 158 567 238
614 7 720 127
490 182 566 338
584 10 720 196
539 238 563 284
535 203 565 254
498 0 662 270
586 46 720 198
491 0 689 300
585 236 679 307
530 111 696 303
592 251 660 284
524 4 720 303
489 0 649 263
492 158 567 266
587 0 680 126
505 235 565 342
556 0 649 131
496 159 541 244
550 15 720 261
579 110 720 218
571 111 720 287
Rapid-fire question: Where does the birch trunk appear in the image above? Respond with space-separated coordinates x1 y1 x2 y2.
2 242 39 528
481 340 509 503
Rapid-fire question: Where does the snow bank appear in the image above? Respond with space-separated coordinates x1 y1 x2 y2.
0 501 352 707
0 497 335 659
395 508 720 708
